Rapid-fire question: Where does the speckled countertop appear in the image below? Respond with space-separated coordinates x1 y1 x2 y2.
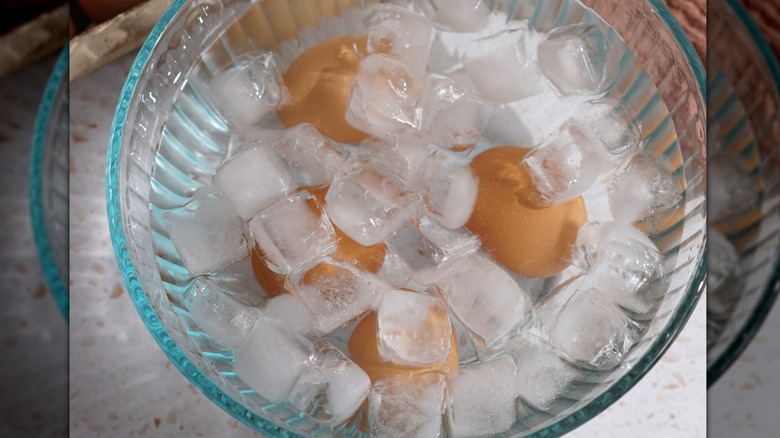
0 54 68 436
68 50 706 437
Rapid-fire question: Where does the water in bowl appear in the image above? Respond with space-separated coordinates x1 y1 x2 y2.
146 0 692 436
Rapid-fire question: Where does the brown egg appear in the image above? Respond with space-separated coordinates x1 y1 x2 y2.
466 146 587 278
305 185 386 273
277 35 371 144
348 311 459 383
250 246 287 298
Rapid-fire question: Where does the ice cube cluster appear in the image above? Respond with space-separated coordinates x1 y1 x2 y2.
156 2 685 435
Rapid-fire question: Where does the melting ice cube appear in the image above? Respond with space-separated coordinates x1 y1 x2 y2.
362 4 434 76
260 294 315 336
707 226 740 293
358 138 432 189
421 151 479 229
608 152 682 224
369 373 447 438
273 123 346 187
377 289 452 366
538 23 618 96
708 154 758 221
209 51 287 130
447 355 517 437
183 279 260 349
164 193 249 277
288 340 371 428
415 0 492 33
572 97 642 160
248 190 337 275
214 144 296 221
463 22 544 103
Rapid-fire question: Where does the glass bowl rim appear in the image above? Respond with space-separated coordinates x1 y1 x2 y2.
30 46 69 323
707 0 780 387
105 0 706 435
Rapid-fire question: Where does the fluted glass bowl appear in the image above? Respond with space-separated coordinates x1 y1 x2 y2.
107 0 705 436
30 47 69 321
706 0 780 386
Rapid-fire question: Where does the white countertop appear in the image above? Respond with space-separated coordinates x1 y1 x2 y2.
0 54 69 436
68 51 707 438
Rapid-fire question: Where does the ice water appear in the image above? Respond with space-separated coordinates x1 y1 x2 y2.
149 1 687 435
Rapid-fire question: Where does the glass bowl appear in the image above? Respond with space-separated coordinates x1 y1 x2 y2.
706 0 780 386
107 0 705 436
29 47 69 321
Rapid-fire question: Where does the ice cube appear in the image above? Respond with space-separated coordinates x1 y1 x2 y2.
377 289 452 366
708 154 758 221
369 373 447 438
164 194 249 277
261 294 315 336
233 318 313 403
438 255 533 348
547 288 642 370
204 257 265 306
385 218 480 285
209 52 288 129
447 355 517 437
573 97 642 159
214 144 296 220
289 258 384 334
420 74 493 153
520 123 602 206
512 339 578 411
358 138 433 188
581 222 664 314
362 4 434 76
608 153 682 224
421 151 479 229
707 226 740 292
325 157 419 246
248 191 337 275
415 0 491 33
183 279 260 349
538 23 618 96
347 54 426 138
273 123 346 187
288 340 371 427
463 22 544 103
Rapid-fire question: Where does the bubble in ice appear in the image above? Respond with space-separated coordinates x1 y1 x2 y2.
325 156 419 246
182 279 260 349
707 226 740 293
415 0 492 33
209 51 288 130
521 123 602 206
377 289 452 366
273 123 346 187
369 373 447 438
289 258 384 334
447 355 517 437
214 144 296 221
248 191 337 275
347 54 426 138
420 74 493 153
572 97 642 159
547 288 643 370
233 318 313 403
288 339 371 428
608 152 682 224
421 151 479 229
362 4 434 76
463 22 544 103
385 217 480 285
260 294 315 336
438 255 533 349
538 23 618 96
163 193 249 277
708 154 758 221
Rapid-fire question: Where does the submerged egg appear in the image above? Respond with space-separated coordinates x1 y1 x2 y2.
466 146 586 278
277 36 371 143
348 311 459 383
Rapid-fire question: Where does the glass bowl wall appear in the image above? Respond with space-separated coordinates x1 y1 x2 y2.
107 0 705 436
706 0 780 386
29 47 69 321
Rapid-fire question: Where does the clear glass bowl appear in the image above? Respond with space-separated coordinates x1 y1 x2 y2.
706 0 780 386
107 0 705 436
29 47 69 321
